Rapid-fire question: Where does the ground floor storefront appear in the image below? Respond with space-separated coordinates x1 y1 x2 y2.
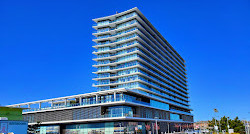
39 121 193 134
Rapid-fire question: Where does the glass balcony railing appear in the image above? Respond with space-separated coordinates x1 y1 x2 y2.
94 47 139 60
170 109 192 115
94 54 139 66
93 27 137 41
139 57 188 93
138 60 187 92
113 12 137 23
133 14 186 68
136 48 187 87
94 75 188 104
138 33 186 77
93 14 186 74
93 36 187 86
93 12 137 27
137 41 187 84
130 89 190 109
22 94 150 113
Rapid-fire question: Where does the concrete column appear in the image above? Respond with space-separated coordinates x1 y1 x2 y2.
28 104 31 108
114 92 116 101
51 100 54 107
79 97 82 105
96 95 98 104
65 98 67 106
39 102 41 109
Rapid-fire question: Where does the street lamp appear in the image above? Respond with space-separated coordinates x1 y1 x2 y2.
214 108 219 134
226 117 230 132
244 113 250 134
155 117 159 134
168 122 170 134
119 122 122 134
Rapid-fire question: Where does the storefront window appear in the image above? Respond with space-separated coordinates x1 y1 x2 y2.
62 122 145 134
40 125 60 134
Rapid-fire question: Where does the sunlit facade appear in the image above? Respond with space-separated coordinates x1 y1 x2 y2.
8 7 193 134
92 6 192 123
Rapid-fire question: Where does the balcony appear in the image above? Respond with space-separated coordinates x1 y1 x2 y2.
22 94 150 113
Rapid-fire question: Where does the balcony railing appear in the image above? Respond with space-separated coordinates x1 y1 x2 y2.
22 96 150 113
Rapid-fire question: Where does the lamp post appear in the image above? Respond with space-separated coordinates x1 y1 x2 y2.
214 108 219 134
226 117 230 132
119 122 122 134
155 117 159 134
219 120 221 132
168 123 170 134
247 120 249 134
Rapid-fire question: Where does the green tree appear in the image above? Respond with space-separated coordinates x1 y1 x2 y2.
220 116 230 131
229 117 245 134
208 117 220 131
208 116 245 134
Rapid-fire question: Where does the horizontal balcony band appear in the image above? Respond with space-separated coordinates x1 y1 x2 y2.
136 86 189 105
92 14 138 30
136 29 186 77
93 50 139 62
93 71 188 100
93 58 188 94
22 96 191 116
92 25 138 48
128 89 191 110
93 70 189 101
94 71 188 101
93 78 188 99
92 38 139 54
93 16 138 36
137 50 188 91
93 16 186 70
134 23 186 72
132 41 187 86
7 88 128 107
92 28 138 43
93 7 185 64
92 41 187 86
93 64 140 74
133 15 186 68
92 33 187 82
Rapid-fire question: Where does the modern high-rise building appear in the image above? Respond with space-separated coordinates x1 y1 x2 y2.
8 7 193 134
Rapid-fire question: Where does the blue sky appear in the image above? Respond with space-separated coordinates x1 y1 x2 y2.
0 0 249 121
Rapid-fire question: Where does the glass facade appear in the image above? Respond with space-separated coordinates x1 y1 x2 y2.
62 122 145 134
150 99 169 111
40 121 193 134
40 125 60 134
170 113 182 121
103 106 134 117
92 9 191 115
